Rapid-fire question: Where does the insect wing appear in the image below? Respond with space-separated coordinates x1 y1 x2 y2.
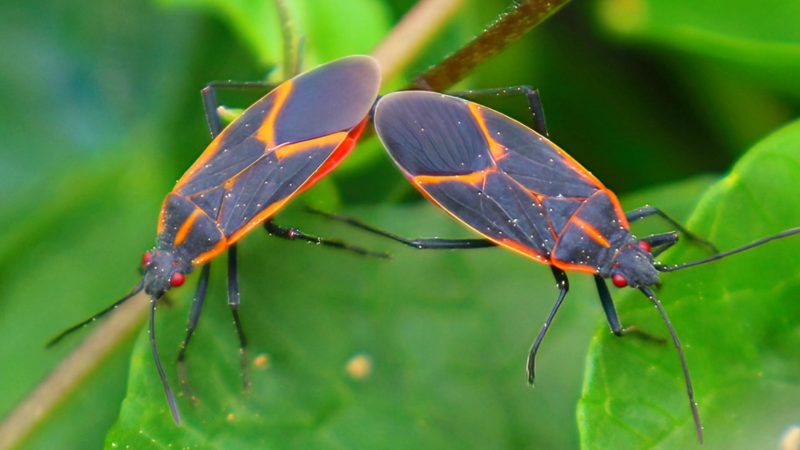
373 91 621 267
169 55 380 251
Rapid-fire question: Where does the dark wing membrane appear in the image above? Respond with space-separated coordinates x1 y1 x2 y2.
171 55 379 239
552 190 630 272
421 172 556 259
374 91 607 262
373 92 493 176
216 139 338 238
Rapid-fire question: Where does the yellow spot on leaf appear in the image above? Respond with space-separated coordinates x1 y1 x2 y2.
345 354 372 380
254 354 269 369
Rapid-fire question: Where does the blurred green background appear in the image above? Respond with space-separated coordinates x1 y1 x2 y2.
1 0 798 449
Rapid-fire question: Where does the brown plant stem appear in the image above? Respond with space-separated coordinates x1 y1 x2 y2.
413 0 571 91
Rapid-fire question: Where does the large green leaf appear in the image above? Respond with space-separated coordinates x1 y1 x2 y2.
596 0 800 98
578 119 800 449
158 0 391 71
0 0 206 448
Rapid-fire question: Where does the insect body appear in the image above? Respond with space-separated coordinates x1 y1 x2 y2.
314 90 800 444
375 91 653 284
50 55 381 422
147 55 381 297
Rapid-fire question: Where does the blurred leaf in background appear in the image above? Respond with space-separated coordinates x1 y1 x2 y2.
0 0 798 448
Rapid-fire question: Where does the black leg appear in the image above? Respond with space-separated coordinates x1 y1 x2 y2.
594 276 664 342
46 280 145 347
639 287 703 444
306 207 496 250
150 297 181 423
227 244 250 390
527 267 569 385
200 81 275 138
626 205 718 253
448 85 548 136
264 220 390 258
176 263 211 399
639 231 679 257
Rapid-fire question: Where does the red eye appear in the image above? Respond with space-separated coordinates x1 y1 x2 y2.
170 272 185 287
141 251 152 267
612 273 628 288
637 240 652 253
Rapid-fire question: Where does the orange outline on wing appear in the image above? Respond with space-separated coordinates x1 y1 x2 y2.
551 258 599 274
299 117 369 193
192 236 228 266
603 187 630 229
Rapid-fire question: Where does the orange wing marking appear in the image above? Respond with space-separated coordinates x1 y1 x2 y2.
274 132 347 160
192 237 229 266
467 103 507 161
174 208 202 246
300 118 369 193
255 81 293 148
603 188 630 229
570 216 610 248
551 258 600 274
225 200 288 247
498 238 549 263
414 169 493 187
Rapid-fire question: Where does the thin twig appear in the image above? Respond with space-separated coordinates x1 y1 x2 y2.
0 292 149 450
413 0 571 91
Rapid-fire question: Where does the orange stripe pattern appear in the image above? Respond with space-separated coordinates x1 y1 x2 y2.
274 132 346 160
570 216 611 248
256 81 293 148
414 169 492 187
467 103 507 161
174 208 202 246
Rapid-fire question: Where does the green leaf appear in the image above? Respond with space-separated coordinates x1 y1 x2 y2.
596 0 800 98
0 148 167 450
159 0 391 71
578 119 800 449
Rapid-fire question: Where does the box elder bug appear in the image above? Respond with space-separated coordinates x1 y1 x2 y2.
46 55 382 423
311 90 800 443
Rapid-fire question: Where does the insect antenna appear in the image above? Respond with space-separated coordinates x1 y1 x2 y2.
46 280 145 348
149 296 181 424
656 227 800 272
639 286 703 443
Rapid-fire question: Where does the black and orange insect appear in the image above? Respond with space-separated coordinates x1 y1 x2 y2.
48 55 382 423
313 90 800 443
